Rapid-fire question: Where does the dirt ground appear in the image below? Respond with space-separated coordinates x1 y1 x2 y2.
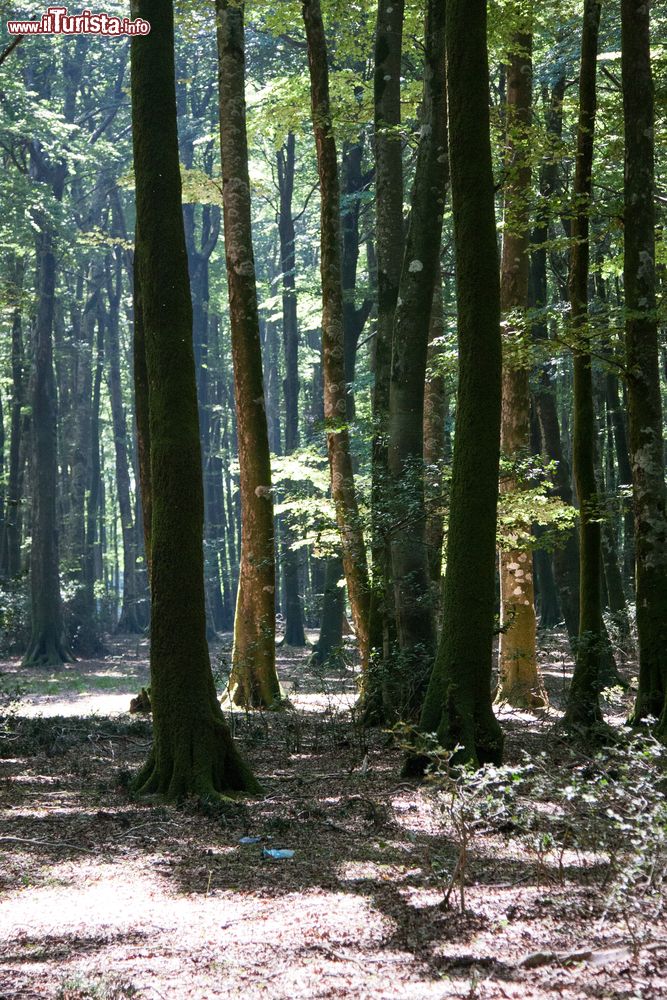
0 633 665 1000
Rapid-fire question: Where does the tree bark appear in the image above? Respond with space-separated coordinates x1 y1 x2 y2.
216 0 282 708
131 0 258 798
420 0 503 765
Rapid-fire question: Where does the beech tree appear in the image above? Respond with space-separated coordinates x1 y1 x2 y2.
420 0 503 765
216 0 282 709
131 0 258 798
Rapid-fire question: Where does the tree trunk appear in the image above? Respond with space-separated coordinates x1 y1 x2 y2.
367 0 404 700
622 0 667 737
311 555 346 666
131 0 258 798
277 134 307 647
302 0 371 669
105 254 141 634
386 0 447 720
216 0 282 709
2 260 26 579
496 29 545 710
564 0 604 732
420 0 503 765
23 180 73 667
423 270 448 599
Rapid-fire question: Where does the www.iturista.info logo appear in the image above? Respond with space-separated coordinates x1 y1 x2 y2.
6 6 150 35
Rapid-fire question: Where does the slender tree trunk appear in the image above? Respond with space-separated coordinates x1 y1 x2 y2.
3 261 26 579
302 0 371 669
23 184 73 667
311 555 346 666
622 0 667 737
606 372 634 588
104 255 140 633
368 0 404 696
386 0 447 719
131 0 258 798
420 0 504 765
564 0 604 731
497 28 545 709
277 135 307 646
423 270 448 598
216 0 281 708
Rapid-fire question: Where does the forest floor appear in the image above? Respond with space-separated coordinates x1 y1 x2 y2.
0 631 665 1000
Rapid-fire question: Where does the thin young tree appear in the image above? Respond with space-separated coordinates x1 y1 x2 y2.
420 0 504 765
216 0 282 709
622 0 667 738
131 0 258 798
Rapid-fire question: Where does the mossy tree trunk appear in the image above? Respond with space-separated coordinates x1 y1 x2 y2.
564 0 604 732
419 0 504 766
386 0 447 720
131 0 259 798
302 0 371 669
497 28 546 710
216 0 282 709
622 0 667 738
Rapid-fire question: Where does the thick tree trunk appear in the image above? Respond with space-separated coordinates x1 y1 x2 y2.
216 0 281 709
302 0 371 669
622 0 667 737
386 0 447 719
131 0 258 798
564 0 604 731
497 29 545 710
420 0 504 765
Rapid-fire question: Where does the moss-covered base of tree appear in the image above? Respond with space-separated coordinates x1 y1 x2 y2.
23 629 75 668
132 716 262 801
435 700 504 768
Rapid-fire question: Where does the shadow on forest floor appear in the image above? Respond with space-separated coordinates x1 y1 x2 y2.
0 631 665 999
